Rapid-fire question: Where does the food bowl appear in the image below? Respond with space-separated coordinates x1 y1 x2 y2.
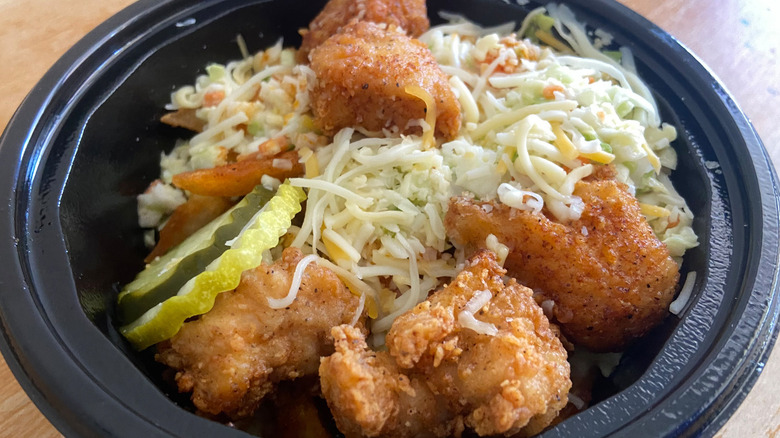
1 0 778 436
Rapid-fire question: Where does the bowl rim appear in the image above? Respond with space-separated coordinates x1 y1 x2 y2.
1 0 779 437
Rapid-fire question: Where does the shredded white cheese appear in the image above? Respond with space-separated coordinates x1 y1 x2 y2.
137 183 186 228
267 254 319 309
485 234 509 266
147 9 701 337
541 299 555 318
458 290 498 336
350 292 366 327
497 183 543 212
670 271 697 315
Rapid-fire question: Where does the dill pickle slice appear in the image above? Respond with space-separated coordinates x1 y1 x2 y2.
118 186 275 324
120 182 306 350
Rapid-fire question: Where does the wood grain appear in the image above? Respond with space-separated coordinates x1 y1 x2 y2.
0 0 778 437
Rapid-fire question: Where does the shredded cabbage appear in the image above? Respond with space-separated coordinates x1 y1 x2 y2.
136 6 700 343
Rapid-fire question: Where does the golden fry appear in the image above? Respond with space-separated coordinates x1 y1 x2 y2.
160 108 205 132
171 150 303 197
144 194 234 263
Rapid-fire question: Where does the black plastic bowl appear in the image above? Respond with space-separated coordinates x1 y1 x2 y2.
1 0 778 436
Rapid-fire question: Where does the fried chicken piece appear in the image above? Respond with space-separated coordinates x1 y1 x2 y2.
229 377 334 438
389 250 571 436
320 251 570 437
445 178 680 352
321 325 458 438
309 21 461 140
156 247 365 419
298 0 429 61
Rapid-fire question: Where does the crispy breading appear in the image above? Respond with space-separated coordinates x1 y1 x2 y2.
155 247 364 419
309 21 461 140
320 325 458 438
444 178 680 352
298 0 429 61
319 251 570 437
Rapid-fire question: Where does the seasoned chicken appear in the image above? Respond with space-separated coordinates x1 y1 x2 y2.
320 325 457 438
299 0 429 60
156 247 365 419
445 177 680 352
309 21 461 140
320 251 571 437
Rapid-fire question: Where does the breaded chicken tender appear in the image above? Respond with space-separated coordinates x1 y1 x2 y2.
156 247 365 419
299 0 429 60
445 177 680 352
320 251 571 437
321 325 458 438
309 21 461 140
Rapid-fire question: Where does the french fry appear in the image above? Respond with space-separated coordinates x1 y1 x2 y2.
160 108 205 132
145 194 234 263
172 150 304 197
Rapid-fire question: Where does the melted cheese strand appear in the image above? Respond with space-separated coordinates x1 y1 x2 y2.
450 76 479 124
470 100 577 139
350 291 366 326
458 290 498 336
404 85 437 149
670 271 697 315
289 178 372 208
514 116 566 201
267 254 319 309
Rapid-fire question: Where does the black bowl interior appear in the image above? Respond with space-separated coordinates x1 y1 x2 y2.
1 0 778 437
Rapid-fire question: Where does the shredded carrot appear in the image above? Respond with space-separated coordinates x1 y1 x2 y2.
543 85 565 100
237 137 289 161
203 90 225 107
483 50 518 74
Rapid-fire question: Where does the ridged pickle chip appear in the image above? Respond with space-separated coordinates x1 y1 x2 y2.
120 182 306 350
117 187 275 323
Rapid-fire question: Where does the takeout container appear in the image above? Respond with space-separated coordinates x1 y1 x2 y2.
1 0 779 436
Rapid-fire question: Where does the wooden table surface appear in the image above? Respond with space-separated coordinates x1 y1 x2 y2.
1 0 778 437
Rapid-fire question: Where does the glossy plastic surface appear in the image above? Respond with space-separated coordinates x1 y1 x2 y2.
0 0 778 437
